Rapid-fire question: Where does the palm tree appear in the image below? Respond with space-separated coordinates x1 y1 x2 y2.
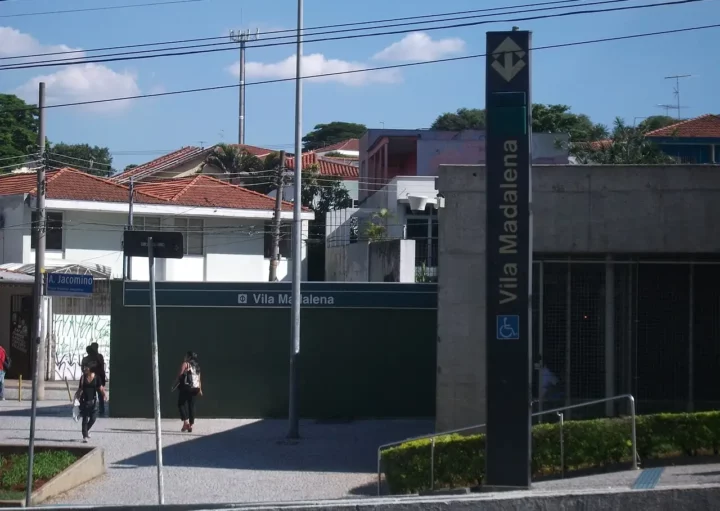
202 144 267 191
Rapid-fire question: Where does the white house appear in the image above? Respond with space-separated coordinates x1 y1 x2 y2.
0 168 314 282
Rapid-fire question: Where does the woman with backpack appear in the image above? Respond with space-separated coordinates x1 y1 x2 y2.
75 363 107 442
176 351 202 432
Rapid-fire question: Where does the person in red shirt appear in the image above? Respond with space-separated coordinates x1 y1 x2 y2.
0 345 8 401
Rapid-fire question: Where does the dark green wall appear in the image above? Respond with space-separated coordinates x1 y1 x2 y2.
109 281 437 419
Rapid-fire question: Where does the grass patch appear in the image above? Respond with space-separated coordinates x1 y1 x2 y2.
0 451 77 493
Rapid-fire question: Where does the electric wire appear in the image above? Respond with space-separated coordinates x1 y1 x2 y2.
0 0 212 19
0 0 701 71
3 22 714 112
0 0 634 64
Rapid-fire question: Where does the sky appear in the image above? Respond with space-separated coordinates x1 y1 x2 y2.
0 0 718 170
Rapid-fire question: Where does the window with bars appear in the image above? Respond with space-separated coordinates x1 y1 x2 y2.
31 211 63 251
133 216 204 256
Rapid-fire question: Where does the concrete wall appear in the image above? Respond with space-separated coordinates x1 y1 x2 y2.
326 240 416 282
435 164 720 431
369 240 416 282
326 243 369 281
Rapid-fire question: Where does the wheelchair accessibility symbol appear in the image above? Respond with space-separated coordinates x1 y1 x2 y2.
496 315 520 340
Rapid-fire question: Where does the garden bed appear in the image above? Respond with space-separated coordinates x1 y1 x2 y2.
380 411 720 495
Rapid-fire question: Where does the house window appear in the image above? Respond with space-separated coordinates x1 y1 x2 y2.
264 222 292 259
174 218 204 256
31 211 63 251
133 216 203 256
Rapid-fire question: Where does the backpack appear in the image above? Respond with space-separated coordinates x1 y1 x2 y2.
185 365 200 389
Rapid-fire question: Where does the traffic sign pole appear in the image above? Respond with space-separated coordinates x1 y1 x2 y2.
484 29 533 489
147 237 165 505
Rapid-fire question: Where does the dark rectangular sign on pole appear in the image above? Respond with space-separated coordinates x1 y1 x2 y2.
123 231 184 260
485 29 533 489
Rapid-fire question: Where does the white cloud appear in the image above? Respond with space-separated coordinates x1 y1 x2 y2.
372 32 465 62
228 53 401 86
15 64 141 114
1 27 142 114
0 26 84 62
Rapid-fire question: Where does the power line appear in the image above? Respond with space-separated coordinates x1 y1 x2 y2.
0 0 595 61
0 0 210 19
10 22 716 112
0 0 700 71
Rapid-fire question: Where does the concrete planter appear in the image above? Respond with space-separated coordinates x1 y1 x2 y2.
0 444 105 507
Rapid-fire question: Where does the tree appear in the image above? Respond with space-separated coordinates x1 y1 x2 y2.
0 94 39 169
638 115 677 133
300 165 353 214
302 122 367 151
431 108 486 130
123 164 139 173
530 104 607 142
203 143 269 192
430 104 608 142
364 208 392 241
571 118 677 164
48 142 113 176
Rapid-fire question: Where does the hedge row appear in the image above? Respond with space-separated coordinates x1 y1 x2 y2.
381 411 720 494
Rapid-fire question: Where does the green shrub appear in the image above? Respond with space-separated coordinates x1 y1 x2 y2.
381 411 720 495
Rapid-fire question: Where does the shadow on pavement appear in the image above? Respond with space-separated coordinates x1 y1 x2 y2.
0 404 72 417
116 419 432 474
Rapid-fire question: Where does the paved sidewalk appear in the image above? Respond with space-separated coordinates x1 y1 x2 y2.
0 401 430 506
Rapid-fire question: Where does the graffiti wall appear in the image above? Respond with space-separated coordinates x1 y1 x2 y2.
52 314 110 381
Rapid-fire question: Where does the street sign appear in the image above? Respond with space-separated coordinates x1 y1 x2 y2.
496 315 520 340
123 231 184 259
123 281 438 310
485 30 533 489
46 273 94 298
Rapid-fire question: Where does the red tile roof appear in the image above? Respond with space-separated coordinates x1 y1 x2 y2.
136 175 297 211
285 152 359 179
231 144 278 157
645 114 720 138
0 168 300 212
315 139 360 153
0 168 166 204
114 146 210 183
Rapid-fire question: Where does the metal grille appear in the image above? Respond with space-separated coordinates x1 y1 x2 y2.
532 258 720 419
635 264 689 413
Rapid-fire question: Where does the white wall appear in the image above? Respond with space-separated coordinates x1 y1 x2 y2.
0 195 28 264
361 176 437 240
18 207 310 282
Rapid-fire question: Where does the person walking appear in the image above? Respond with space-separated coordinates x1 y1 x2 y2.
176 351 202 432
0 345 9 401
74 364 107 442
89 343 107 415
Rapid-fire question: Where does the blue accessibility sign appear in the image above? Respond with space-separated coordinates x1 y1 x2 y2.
496 315 520 340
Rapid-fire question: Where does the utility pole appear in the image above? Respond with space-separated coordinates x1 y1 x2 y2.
664 74 692 119
26 81 46 508
269 151 287 282
287 0 303 440
126 177 135 280
230 28 259 145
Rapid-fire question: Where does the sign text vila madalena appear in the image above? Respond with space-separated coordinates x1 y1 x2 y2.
239 293 335 306
499 139 518 305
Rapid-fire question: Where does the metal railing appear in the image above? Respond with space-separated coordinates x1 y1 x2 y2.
376 394 638 496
